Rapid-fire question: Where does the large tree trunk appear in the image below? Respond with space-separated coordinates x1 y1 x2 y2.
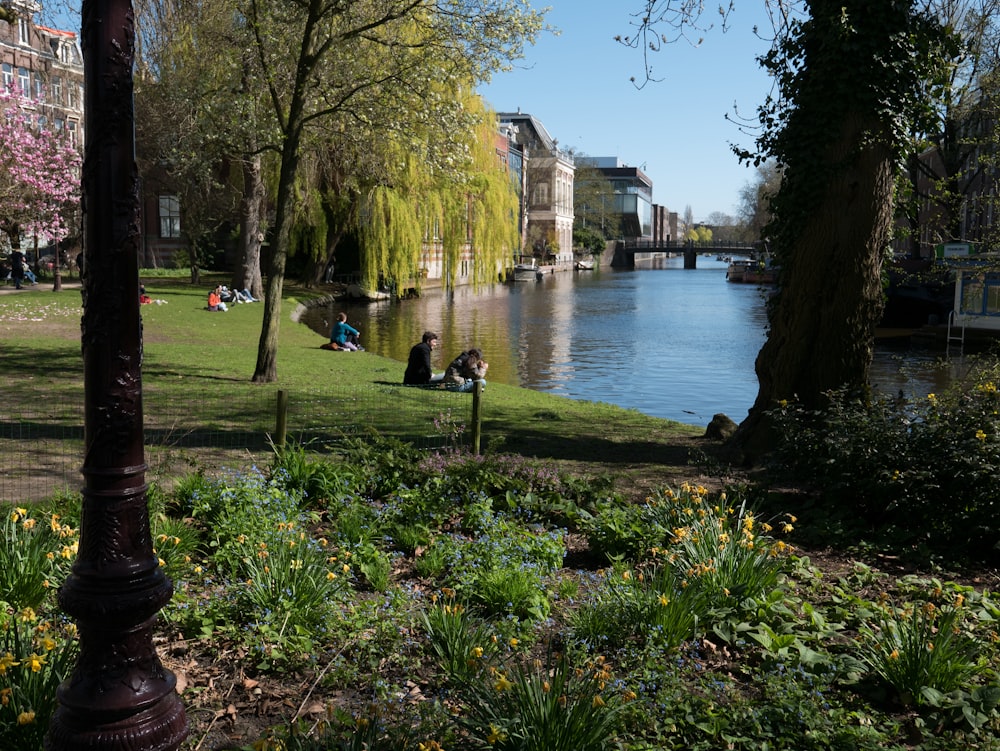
736 112 895 458
252 133 299 383
233 153 265 299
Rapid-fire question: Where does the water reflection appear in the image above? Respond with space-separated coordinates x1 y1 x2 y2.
301 257 966 424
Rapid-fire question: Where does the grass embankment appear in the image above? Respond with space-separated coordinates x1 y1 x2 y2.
3 275 1000 751
0 275 710 493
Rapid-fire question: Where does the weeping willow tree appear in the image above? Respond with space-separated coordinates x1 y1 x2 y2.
356 92 520 295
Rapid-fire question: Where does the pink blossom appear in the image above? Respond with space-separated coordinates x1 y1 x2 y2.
0 86 81 245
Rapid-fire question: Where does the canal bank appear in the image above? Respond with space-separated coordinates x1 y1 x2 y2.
300 256 973 425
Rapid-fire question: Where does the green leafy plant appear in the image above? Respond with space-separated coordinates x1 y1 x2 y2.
0 606 78 750
0 507 77 610
572 563 705 652
858 602 982 705
421 595 497 682
270 439 358 507
456 650 625 751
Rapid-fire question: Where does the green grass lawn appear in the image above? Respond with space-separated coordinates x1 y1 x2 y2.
0 275 708 495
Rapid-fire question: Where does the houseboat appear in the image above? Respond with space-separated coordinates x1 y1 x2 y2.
726 257 777 285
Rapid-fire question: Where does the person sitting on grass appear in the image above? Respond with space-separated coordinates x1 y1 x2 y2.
207 285 228 311
330 312 362 351
443 347 488 392
404 331 443 385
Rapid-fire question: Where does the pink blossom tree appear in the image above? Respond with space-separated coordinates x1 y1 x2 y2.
0 87 81 254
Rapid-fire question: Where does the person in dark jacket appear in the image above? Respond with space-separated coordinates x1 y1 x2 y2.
10 250 24 289
403 331 440 385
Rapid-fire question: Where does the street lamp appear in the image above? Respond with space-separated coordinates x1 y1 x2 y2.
45 0 188 748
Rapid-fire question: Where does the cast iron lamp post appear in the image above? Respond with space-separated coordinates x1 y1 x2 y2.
44 0 188 748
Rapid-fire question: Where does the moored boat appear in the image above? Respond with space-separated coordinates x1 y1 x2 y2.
574 259 595 270
726 258 777 285
510 255 542 282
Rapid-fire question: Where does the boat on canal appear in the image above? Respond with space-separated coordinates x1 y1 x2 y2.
510 256 543 282
726 257 777 285
574 258 595 271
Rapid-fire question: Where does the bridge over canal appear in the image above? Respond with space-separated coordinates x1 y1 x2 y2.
611 239 762 268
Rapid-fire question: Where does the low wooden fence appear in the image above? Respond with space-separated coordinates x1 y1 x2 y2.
0 383 483 502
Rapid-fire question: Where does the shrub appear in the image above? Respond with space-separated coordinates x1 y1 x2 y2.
767 363 1000 558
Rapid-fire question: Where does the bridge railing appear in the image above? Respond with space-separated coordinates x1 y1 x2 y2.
621 239 761 251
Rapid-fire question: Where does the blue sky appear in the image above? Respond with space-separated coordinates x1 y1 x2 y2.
46 0 773 223
478 1 776 223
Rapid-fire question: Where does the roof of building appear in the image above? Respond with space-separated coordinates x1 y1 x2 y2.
495 111 558 153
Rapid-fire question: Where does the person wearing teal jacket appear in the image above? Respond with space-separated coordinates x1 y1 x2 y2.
330 312 362 350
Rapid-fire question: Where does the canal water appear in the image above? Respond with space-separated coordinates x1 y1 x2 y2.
301 256 960 425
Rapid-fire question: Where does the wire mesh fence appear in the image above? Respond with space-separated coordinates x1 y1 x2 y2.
0 382 477 502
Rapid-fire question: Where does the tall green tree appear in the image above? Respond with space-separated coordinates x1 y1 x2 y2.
736 161 781 242
630 2 957 457
572 158 616 240
134 0 272 295
898 0 1000 256
241 0 543 382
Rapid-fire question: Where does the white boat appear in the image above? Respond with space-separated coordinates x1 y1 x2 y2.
575 259 595 270
511 256 542 282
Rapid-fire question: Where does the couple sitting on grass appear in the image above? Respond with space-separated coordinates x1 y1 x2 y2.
403 331 487 392
207 284 258 311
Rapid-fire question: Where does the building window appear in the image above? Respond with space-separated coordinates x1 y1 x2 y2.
54 117 64 132
67 82 79 109
33 72 43 100
18 18 30 45
17 67 29 97
51 76 62 105
67 121 77 145
1 64 12 91
159 196 181 238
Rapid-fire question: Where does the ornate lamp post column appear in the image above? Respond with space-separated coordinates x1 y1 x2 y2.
44 0 188 748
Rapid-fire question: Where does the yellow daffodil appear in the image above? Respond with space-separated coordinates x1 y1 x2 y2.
27 653 46 672
0 652 19 674
0 687 11 705
18 710 36 725
592 695 606 707
493 674 514 692
487 725 507 745
470 646 484 659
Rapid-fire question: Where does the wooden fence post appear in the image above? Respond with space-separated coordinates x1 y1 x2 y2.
275 389 288 448
471 381 483 455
